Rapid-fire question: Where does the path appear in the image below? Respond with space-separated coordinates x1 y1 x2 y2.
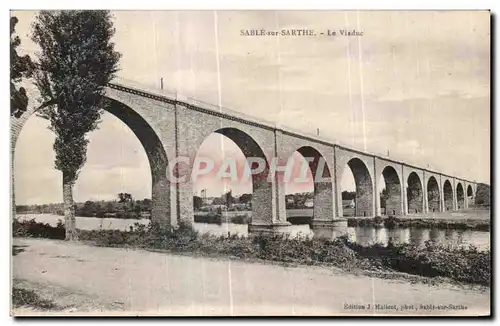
12 238 490 316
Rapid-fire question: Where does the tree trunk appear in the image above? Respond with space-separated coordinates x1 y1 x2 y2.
63 171 77 241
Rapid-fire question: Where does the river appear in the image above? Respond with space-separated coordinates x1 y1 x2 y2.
16 213 490 250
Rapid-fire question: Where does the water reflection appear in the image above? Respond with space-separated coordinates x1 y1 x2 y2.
190 222 489 251
348 226 489 250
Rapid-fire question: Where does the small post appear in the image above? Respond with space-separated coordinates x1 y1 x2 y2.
160 77 163 90
317 128 319 136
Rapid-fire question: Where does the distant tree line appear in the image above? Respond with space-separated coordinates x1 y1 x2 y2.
17 193 152 219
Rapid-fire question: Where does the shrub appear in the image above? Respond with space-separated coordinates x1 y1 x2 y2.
13 218 65 240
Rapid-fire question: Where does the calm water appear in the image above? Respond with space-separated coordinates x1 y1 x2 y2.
16 214 490 251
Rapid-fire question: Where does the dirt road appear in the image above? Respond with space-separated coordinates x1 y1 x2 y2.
12 238 490 316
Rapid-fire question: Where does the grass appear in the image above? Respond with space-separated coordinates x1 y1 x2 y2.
13 218 491 287
12 286 59 311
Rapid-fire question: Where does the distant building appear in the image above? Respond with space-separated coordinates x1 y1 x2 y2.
343 199 355 208
304 199 314 208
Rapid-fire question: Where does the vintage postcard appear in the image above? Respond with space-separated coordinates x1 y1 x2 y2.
10 10 490 316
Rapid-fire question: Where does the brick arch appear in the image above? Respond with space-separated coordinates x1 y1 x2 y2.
380 165 402 216
294 146 334 221
456 182 465 210
467 184 475 197
427 176 440 212
194 127 274 226
443 179 453 211
407 172 424 214
11 91 173 226
103 98 170 224
346 157 373 217
214 127 268 163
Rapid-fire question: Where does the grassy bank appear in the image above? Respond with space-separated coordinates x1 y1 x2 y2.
12 218 490 287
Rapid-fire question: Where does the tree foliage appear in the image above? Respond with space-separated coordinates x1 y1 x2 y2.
193 196 203 211
224 190 233 208
239 193 252 204
380 188 388 208
31 10 121 184
11 16 34 118
118 193 133 203
342 191 356 200
30 10 121 240
475 183 490 205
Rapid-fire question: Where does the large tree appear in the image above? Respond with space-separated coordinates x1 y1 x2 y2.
11 16 34 118
31 11 121 240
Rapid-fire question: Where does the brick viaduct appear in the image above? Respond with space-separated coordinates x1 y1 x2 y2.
11 79 478 236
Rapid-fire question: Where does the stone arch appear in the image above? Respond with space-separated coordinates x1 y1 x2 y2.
380 165 402 216
427 176 440 212
346 158 373 217
456 183 465 210
103 98 170 224
467 184 474 198
443 179 453 211
294 146 333 221
11 95 171 226
200 127 271 225
407 172 423 214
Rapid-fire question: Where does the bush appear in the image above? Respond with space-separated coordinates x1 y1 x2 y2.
13 218 65 240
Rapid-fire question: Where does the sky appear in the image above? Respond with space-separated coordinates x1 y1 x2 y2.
12 10 490 204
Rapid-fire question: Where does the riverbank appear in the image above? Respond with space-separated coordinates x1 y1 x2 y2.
12 237 490 316
194 209 490 231
13 218 490 287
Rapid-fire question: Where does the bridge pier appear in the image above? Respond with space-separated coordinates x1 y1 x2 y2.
248 173 292 235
